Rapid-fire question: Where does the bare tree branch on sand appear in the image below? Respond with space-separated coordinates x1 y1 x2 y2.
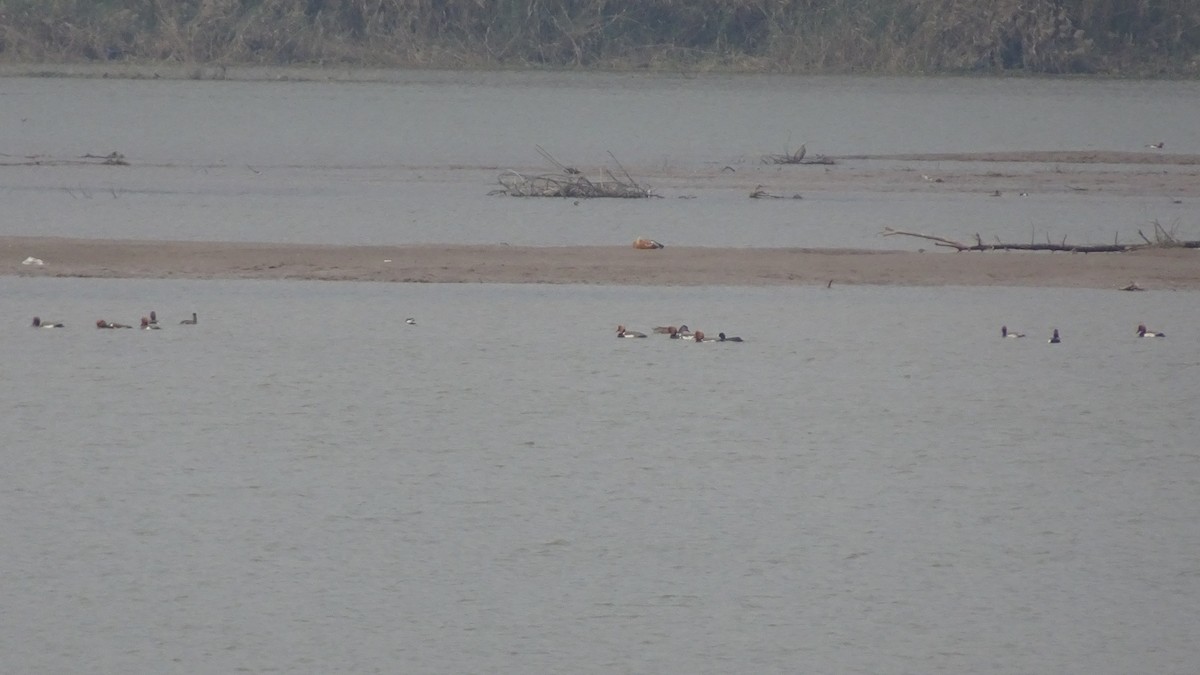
492 146 655 198
761 143 835 165
881 221 1200 253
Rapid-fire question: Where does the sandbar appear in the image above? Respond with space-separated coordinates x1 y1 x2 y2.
3 236 1198 290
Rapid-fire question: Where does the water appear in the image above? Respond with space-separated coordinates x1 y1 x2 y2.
5 72 1200 672
2 72 1198 248
4 276 1200 673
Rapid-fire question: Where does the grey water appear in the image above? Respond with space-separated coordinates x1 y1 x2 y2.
4 276 1200 674
1 72 1198 248
3 71 1200 673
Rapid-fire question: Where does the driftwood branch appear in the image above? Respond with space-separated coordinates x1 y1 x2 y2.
493 148 654 198
881 227 1200 253
761 143 836 165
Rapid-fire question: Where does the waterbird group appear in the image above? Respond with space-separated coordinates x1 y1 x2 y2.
618 324 744 342
1001 324 1165 343
31 310 199 330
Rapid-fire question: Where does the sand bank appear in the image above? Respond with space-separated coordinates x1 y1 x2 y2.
4 237 1198 290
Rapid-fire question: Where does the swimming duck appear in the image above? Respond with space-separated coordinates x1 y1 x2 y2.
141 317 160 330
1001 326 1025 338
96 319 132 329
148 311 158 325
616 325 647 338
405 317 416 325
653 325 678 334
31 317 64 328
718 332 743 342
1145 141 1165 149
1048 329 1061 344
1136 324 1164 338
180 312 198 325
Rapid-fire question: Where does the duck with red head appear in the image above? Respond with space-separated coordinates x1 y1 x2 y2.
1137 323 1164 338
97 319 132 329
141 317 161 330
32 317 65 328
616 325 647 338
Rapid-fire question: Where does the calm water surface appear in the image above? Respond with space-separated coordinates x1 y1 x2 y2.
1 72 1198 248
3 277 1199 673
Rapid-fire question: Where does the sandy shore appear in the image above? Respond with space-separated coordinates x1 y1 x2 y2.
4 236 1198 290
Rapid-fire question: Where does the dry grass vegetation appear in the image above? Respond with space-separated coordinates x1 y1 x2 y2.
0 0 1198 75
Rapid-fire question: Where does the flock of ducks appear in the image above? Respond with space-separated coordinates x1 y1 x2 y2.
617 324 743 342
1002 324 1164 343
31 311 197 330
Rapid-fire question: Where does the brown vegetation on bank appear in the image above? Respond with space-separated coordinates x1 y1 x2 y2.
1 0 1197 75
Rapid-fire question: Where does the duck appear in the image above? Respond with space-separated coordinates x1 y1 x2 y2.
653 325 678 334
405 317 416 325
141 317 161 330
1001 325 1025 338
1145 141 1165 149
717 332 743 342
691 330 711 343
1048 329 1061 344
148 311 158 325
616 325 647 338
31 317 64 328
180 312 198 325
1136 323 1165 338
96 319 132 329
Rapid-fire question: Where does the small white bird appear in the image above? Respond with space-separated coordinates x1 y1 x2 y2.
405 317 416 325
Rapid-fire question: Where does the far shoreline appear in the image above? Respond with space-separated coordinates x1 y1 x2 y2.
3 237 1198 291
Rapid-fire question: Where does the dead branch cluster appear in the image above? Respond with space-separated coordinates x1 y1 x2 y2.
492 146 654 198
761 144 835 165
1 151 128 167
881 222 1200 253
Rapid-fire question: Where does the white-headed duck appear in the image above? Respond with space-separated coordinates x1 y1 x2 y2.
616 325 647 338
718 332 743 342
1001 326 1025 338
180 312 198 325
141 317 161 330
1137 323 1164 338
31 317 64 328
1048 329 1061 344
